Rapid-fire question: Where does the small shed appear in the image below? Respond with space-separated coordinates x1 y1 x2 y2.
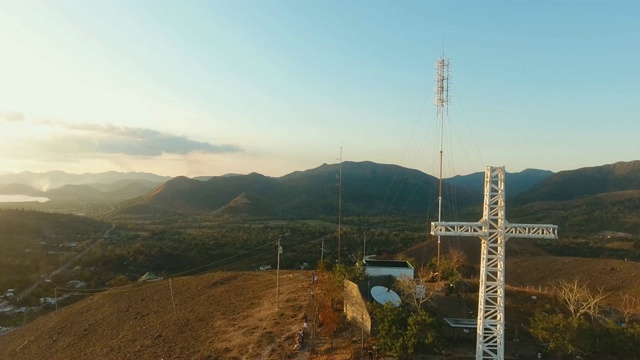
138 272 160 282
362 259 414 279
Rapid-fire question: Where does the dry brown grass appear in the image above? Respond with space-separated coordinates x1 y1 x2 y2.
506 256 640 310
2 245 640 360
0 271 311 360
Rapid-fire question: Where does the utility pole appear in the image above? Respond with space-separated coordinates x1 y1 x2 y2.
363 234 366 260
337 146 343 263
275 236 282 309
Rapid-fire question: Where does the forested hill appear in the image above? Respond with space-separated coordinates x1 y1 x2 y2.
509 161 640 235
116 160 640 234
123 161 475 218
515 160 640 203
449 168 553 199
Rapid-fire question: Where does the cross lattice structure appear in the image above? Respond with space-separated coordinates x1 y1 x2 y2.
431 166 558 360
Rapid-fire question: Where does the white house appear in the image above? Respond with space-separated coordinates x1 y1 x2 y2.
362 259 414 279
4 289 14 299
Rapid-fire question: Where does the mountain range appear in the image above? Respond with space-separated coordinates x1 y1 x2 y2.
1 161 639 235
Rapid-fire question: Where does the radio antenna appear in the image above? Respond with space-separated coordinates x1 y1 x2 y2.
434 55 450 274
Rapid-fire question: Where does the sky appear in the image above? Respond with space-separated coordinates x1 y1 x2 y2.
0 1 638 178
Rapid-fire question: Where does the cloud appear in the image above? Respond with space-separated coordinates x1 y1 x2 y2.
38 122 242 156
0 112 242 157
0 112 25 122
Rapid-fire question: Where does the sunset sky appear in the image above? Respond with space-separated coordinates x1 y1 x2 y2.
1 1 638 178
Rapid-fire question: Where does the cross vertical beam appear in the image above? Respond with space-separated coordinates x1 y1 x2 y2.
431 166 557 360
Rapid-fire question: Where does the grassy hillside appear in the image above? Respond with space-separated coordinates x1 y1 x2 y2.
0 271 310 360
507 256 640 308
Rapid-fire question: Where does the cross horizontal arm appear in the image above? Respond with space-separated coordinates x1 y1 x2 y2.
505 224 558 239
431 222 485 237
432 222 559 239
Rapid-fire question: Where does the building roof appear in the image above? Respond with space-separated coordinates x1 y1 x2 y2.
138 272 160 282
362 259 413 268
443 318 477 329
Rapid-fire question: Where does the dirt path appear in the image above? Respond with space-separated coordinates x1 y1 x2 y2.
260 280 316 360
258 327 298 360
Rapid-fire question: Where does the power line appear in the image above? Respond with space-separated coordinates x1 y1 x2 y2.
49 233 332 297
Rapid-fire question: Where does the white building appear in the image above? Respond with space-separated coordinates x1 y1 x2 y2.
4 289 14 299
362 259 414 279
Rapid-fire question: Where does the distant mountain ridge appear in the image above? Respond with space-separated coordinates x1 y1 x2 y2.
0 171 170 191
449 168 554 199
515 161 640 203
2 161 640 236
0 171 171 202
0 162 575 215
0 165 557 205
127 160 640 235
122 161 553 218
123 161 448 217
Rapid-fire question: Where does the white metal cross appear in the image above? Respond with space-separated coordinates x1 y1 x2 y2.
431 166 557 360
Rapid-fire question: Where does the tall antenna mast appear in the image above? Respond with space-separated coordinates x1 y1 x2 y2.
435 55 450 273
337 146 343 263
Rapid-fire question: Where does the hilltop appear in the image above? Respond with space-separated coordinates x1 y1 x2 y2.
2 256 640 360
0 271 311 360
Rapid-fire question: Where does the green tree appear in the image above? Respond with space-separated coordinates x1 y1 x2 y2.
372 302 442 358
404 310 442 354
530 311 582 356
610 323 640 357
332 263 367 284
372 302 408 355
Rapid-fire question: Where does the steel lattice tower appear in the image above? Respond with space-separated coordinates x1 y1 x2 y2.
431 166 557 359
